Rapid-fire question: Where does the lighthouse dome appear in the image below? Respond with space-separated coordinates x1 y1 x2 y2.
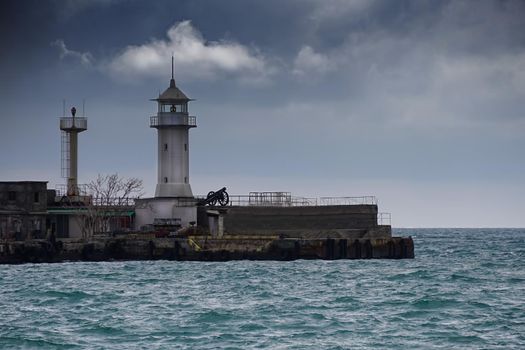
153 77 192 102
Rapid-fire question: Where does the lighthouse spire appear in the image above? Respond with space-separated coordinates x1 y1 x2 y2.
170 53 175 88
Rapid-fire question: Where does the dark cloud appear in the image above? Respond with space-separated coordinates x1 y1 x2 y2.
51 39 93 66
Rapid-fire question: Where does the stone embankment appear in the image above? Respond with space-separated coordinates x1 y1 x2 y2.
0 234 414 264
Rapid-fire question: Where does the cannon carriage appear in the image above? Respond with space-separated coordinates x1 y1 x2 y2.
197 187 229 207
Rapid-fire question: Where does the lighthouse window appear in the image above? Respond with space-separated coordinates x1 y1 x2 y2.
164 104 187 113
34 192 40 203
8 191 16 201
184 177 188 183
164 177 168 183
164 143 168 151
184 143 187 151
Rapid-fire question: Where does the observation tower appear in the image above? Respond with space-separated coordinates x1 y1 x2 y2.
150 56 196 198
60 106 87 196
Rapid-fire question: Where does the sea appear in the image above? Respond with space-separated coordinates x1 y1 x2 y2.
0 228 523 349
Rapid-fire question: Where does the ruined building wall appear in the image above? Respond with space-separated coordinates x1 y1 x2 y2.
0 182 48 240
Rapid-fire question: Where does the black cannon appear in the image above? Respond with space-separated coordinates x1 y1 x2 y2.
197 187 229 206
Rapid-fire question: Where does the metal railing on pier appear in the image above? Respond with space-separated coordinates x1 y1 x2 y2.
52 188 137 207
90 197 136 207
378 212 392 226
55 184 88 197
226 194 319 207
189 192 378 208
319 196 377 206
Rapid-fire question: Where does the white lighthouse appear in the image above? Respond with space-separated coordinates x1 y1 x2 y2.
134 58 198 230
150 56 196 198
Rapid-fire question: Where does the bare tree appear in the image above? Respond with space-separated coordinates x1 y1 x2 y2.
77 174 144 239
88 174 144 206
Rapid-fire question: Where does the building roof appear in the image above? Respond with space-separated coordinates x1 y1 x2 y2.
0 181 48 184
152 56 193 102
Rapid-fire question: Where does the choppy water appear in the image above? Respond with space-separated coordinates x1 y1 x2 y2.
0 229 524 349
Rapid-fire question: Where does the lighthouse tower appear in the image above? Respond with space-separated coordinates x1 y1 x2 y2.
135 57 198 230
150 57 196 198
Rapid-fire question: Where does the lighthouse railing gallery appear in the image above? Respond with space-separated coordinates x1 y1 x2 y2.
150 115 196 127
59 117 87 130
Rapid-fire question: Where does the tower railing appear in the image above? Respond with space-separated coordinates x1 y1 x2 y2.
60 117 87 130
150 115 196 127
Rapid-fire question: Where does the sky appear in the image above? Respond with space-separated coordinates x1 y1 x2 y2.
1 0 524 227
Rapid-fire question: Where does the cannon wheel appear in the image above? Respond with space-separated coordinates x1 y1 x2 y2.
218 191 229 206
207 191 218 206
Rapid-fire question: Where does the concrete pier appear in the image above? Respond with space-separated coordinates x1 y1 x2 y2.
0 235 414 264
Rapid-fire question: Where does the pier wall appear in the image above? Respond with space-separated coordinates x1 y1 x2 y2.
0 235 414 263
197 205 389 238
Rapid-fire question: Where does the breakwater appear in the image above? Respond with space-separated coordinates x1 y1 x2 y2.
0 235 414 264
